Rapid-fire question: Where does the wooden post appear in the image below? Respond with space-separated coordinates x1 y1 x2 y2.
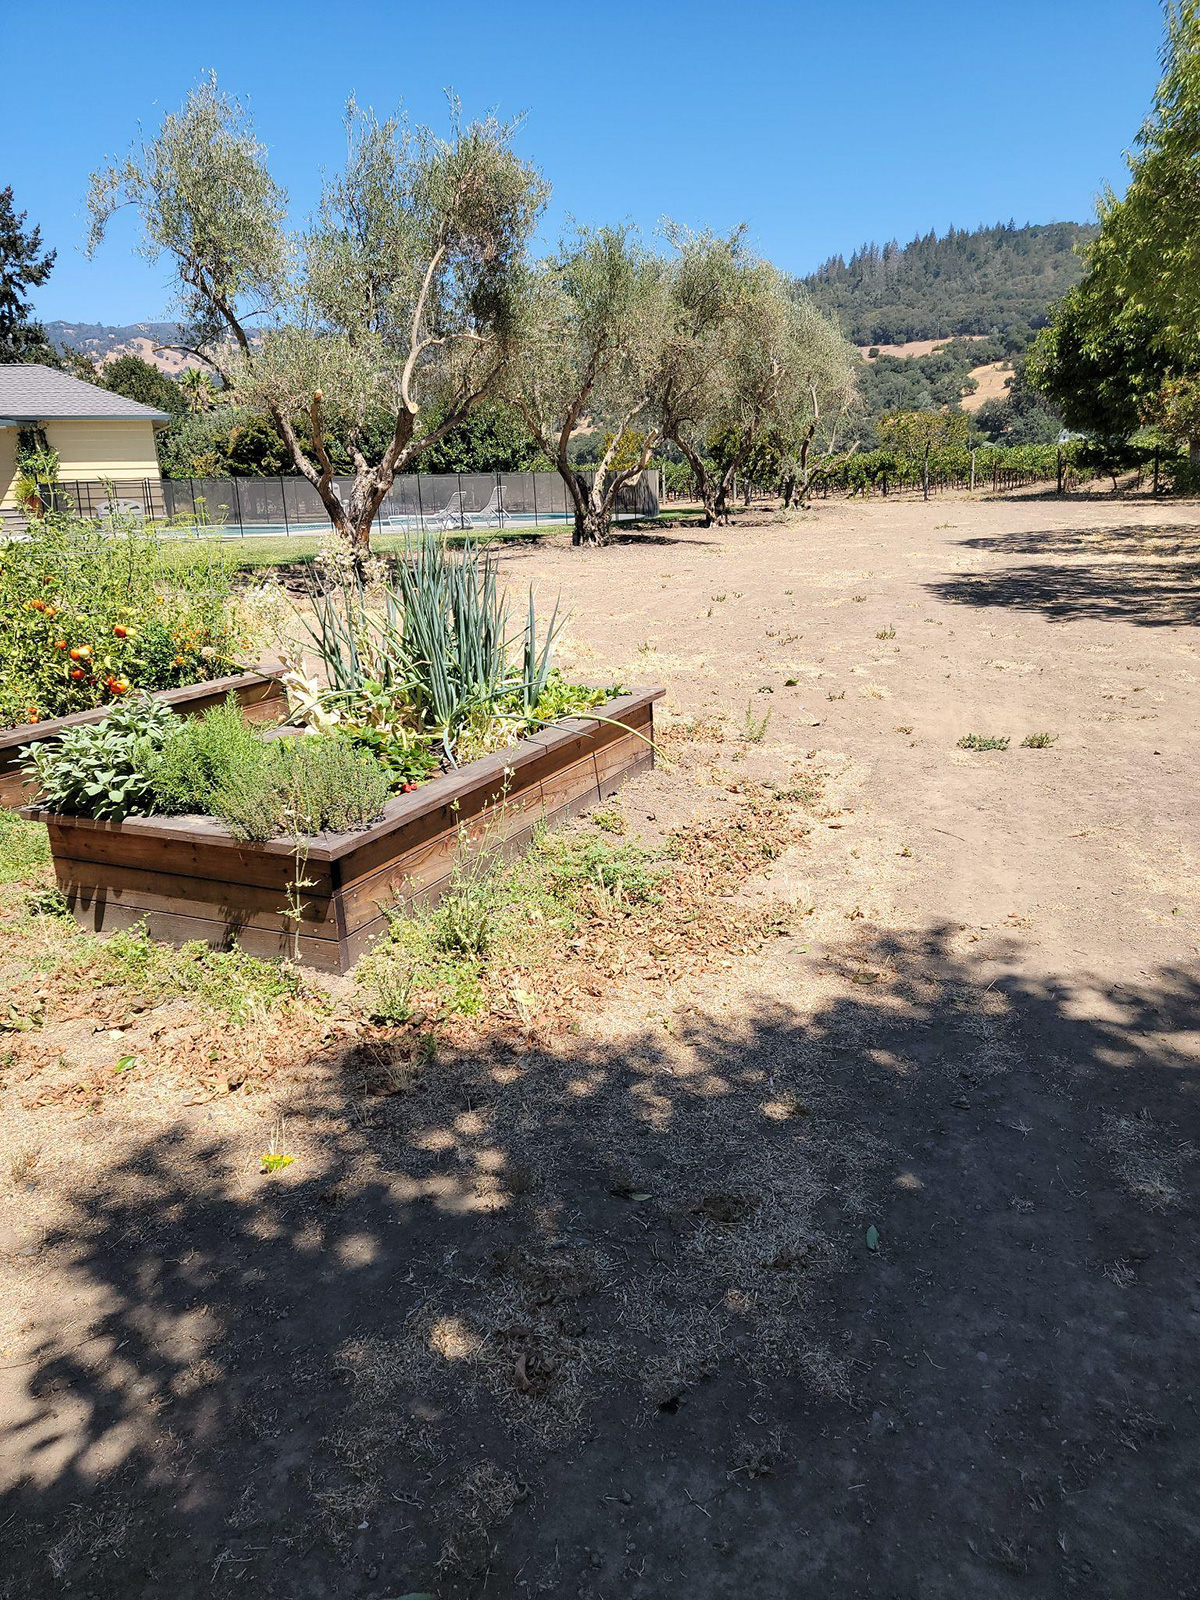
970 449 976 492
1057 447 1064 495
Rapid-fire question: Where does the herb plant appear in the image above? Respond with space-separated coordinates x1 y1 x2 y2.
22 697 179 821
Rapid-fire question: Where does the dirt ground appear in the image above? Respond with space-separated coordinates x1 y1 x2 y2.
3 491 1199 1598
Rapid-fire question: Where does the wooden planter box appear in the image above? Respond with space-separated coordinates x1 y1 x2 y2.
23 687 663 974
0 667 286 809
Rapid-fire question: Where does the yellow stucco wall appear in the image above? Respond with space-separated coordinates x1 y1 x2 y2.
0 427 15 510
44 419 163 484
1 419 162 508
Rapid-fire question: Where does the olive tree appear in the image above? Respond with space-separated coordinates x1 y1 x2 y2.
656 230 858 524
509 225 666 546
87 77 547 552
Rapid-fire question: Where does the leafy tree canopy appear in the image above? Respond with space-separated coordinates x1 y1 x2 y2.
1029 6 1200 447
102 352 187 417
88 76 548 551
0 185 59 365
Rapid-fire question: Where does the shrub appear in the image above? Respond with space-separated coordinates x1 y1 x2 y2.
22 697 179 820
148 695 267 814
0 510 249 729
211 735 391 840
26 693 390 839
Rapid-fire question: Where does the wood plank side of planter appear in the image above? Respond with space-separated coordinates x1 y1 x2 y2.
0 667 286 810
42 821 322 893
338 753 654 969
55 855 339 938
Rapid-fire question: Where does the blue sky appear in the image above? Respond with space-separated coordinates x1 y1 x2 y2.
4 0 1164 326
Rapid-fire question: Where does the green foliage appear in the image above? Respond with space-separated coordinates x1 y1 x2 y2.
158 404 293 478
28 691 390 839
1028 284 1171 442
23 697 178 820
297 534 562 761
1021 732 1057 748
589 805 625 835
88 78 548 548
510 222 669 541
879 408 970 459
1030 8 1200 450
802 221 1097 346
208 734 392 841
544 833 663 905
97 925 303 1021
147 695 266 814
0 511 246 728
1085 3 1200 365
358 822 664 1020
1141 373 1200 449
527 670 619 725
339 724 439 790
659 230 860 519
414 401 545 474
812 440 1074 495
972 356 1063 445
0 812 50 884
957 733 1009 751
102 352 186 417
0 184 59 365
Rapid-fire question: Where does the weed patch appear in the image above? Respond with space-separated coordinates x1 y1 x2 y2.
0 812 51 885
957 733 1010 751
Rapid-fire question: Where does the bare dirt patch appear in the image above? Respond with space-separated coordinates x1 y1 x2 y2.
2 493 1198 1598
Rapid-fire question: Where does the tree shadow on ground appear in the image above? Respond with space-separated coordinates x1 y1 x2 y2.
2 926 1198 1599
930 547 1200 626
959 524 1200 560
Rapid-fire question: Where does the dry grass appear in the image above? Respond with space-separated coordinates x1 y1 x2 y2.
1094 1110 1196 1210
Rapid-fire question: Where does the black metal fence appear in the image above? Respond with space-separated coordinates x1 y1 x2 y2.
46 469 661 537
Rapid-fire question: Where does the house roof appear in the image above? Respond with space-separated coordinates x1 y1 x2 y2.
0 364 172 423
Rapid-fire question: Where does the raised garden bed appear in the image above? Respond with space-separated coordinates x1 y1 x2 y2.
23 687 663 973
0 668 286 809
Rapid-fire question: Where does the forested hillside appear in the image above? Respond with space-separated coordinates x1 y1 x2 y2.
802 221 1097 346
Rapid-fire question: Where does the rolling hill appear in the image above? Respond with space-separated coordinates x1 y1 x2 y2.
44 320 196 374
801 221 1097 347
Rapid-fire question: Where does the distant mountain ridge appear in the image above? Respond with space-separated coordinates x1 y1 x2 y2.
44 320 197 375
800 221 1098 347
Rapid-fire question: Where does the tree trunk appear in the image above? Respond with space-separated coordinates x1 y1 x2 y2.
573 505 609 546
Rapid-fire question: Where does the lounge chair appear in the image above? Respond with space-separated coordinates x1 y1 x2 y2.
425 490 475 532
477 484 510 527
